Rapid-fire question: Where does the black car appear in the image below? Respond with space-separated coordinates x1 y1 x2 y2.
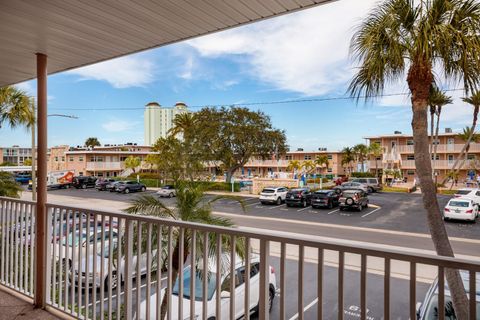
114 181 146 194
72 176 97 189
285 188 312 208
95 178 116 191
339 189 369 211
310 190 340 209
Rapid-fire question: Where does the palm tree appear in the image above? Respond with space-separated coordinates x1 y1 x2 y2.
429 87 452 173
314 155 329 174
0 172 22 198
302 160 315 173
0 86 34 128
85 137 101 148
352 144 368 172
125 182 245 319
368 143 383 177
124 155 141 174
341 147 355 175
286 160 301 178
456 127 480 174
349 1 480 315
168 112 196 139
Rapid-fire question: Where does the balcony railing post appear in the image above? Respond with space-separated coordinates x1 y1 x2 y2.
124 219 134 320
259 239 270 320
45 206 52 305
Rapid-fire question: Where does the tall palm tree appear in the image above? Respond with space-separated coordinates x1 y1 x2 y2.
368 143 383 177
84 137 101 148
341 147 355 175
302 160 315 174
456 127 480 174
286 160 301 178
0 86 34 128
353 144 368 172
314 155 329 174
168 112 196 139
349 1 480 315
429 87 452 173
125 182 245 319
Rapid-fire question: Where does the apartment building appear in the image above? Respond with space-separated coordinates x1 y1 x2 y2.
1 146 36 166
144 101 189 146
365 129 480 183
47 144 152 177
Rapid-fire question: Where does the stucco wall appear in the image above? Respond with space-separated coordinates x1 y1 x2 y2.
252 178 299 194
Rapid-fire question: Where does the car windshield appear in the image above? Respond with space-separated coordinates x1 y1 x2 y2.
172 267 217 301
456 190 471 195
423 294 480 319
262 189 275 193
449 201 470 208
314 192 329 197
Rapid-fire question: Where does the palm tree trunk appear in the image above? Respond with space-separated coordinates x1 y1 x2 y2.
411 93 469 319
433 110 441 178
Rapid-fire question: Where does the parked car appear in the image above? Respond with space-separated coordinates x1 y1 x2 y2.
310 190 340 209
333 182 369 193
285 188 311 207
136 254 277 320
339 189 369 211
156 185 176 198
95 178 116 191
416 270 479 319
72 176 97 189
443 198 478 222
114 181 146 194
350 178 382 193
107 181 121 192
454 188 480 205
259 186 289 205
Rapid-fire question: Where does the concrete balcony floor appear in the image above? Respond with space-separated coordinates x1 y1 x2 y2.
0 287 59 320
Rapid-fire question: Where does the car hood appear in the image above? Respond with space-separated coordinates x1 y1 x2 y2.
137 290 205 320
72 255 112 274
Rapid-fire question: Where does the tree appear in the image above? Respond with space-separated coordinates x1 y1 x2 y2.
194 107 287 183
125 182 245 319
286 160 302 177
429 87 452 173
341 147 355 175
314 155 329 174
0 172 22 198
352 144 368 172
84 137 101 148
302 160 316 175
349 1 480 316
456 127 480 175
124 155 141 174
0 86 35 129
168 112 196 140
23 158 32 166
368 143 383 177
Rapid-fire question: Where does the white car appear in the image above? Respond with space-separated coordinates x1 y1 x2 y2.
157 185 176 198
454 188 480 205
136 254 277 320
259 186 289 205
443 198 478 222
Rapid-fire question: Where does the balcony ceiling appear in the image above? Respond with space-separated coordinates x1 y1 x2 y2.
0 0 334 87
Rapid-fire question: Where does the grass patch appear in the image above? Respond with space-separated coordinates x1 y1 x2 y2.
382 186 411 193
438 189 457 195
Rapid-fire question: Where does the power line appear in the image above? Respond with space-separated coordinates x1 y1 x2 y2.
47 88 465 111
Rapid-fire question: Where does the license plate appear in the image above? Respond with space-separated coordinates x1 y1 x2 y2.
455 209 460 213
290 196 294 199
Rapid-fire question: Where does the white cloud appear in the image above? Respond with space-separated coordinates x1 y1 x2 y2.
187 0 377 96
69 55 155 88
102 118 139 132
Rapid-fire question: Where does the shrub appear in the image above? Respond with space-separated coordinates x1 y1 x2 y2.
351 172 375 178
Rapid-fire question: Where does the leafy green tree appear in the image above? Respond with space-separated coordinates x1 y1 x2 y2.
124 156 141 174
0 172 22 198
349 0 480 315
353 144 368 172
125 182 245 319
0 161 17 167
23 158 32 166
194 107 287 183
84 137 101 148
368 143 383 177
314 155 329 174
0 86 34 129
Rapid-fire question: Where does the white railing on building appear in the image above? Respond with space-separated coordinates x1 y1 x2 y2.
86 162 124 171
1 197 480 320
397 143 480 153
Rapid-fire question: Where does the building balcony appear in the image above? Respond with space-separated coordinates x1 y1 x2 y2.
396 143 480 153
371 159 479 170
86 161 124 171
0 196 479 320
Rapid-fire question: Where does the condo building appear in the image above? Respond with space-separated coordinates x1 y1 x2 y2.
144 101 188 146
365 129 480 183
1 145 36 166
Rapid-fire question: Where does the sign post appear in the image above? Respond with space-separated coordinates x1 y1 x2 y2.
231 176 235 193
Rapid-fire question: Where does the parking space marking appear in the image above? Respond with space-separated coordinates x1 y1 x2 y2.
297 206 310 212
327 209 340 215
289 298 318 320
361 207 381 218
245 202 259 207
269 204 285 210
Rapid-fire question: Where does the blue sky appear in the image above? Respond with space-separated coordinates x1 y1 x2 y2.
2 0 474 151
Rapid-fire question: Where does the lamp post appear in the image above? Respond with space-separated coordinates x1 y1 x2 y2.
31 113 78 200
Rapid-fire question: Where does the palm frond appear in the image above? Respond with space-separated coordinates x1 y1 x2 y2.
124 195 176 219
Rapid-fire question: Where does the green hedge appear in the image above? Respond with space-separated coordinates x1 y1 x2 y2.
351 172 376 178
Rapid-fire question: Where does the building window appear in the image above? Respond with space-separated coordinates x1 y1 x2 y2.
55 156 59 161
327 154 333 160
327 168 333 173
304 155 312 160
79 172 83 176
407 155 415 160
61 156 65 162
468 154 476 160
431 154 440 160
285 155 292 160
120 156 128 161
406 140 414 146
79 156 83 161
407 170 415 175
69 156 74 162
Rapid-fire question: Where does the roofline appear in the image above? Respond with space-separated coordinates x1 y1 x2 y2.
364 132 459 139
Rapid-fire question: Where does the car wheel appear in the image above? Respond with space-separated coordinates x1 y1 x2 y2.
358 205 363 212
276 197 282 205
368 187 374 193
364 203 368 209
169 192 173 198
124 188 130 194
141 186 146 192
302 199 307 208
82 184 87 189
339 207 344 211
286 203 291 207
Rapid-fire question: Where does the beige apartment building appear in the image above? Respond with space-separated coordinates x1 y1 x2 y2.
365 130 480 183
47 144 152 177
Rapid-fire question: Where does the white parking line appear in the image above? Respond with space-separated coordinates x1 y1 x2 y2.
245 202 259 207
361 207 381 218
327 209 340 215
269 204 285 210
297 206 310 212
289 298 318 320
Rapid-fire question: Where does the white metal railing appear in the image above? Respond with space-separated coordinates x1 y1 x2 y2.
244 160 290 167
400 160 478 169
397 143 480 153
86 162 124 171
1 197 480 319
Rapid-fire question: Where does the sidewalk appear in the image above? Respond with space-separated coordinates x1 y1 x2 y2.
0 287 59 320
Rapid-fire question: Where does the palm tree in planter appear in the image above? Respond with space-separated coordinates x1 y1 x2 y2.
349 0 480 316
368 143 383 177
125 182 245 319
286 160 301 178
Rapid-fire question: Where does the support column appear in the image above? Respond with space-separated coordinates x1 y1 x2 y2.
34 53 47 308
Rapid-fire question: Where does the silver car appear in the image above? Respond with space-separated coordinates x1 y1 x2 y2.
157 185 176 198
